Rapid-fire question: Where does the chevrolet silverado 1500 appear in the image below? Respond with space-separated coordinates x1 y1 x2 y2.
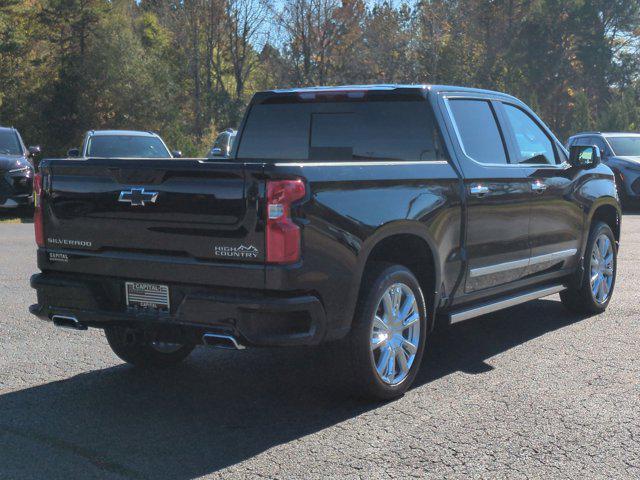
30 85 621 399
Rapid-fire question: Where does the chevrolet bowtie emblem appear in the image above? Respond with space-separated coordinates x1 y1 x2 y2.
118 188 159 207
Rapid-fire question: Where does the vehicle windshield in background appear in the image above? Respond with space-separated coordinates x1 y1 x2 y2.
607 136 640 157
0 130 22 156
86 135 170 158
237 98 441 162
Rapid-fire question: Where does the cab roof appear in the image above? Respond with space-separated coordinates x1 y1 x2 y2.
265 84 518 101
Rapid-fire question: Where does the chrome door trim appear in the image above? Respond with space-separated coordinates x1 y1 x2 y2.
469 248 578 278
469 258 530 278
529 249 578 267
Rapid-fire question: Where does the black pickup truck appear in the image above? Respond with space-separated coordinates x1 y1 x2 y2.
30 85 621 399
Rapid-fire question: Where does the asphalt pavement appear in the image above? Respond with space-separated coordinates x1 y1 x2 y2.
0 216 638 479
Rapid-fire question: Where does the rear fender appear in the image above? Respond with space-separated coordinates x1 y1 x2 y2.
347 221 442 332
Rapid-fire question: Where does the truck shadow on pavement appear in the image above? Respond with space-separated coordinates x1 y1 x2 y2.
0 298 588 479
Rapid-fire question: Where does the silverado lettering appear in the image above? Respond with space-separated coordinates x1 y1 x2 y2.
46 238 92 248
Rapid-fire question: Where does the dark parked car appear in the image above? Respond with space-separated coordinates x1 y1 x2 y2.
567 132 640 207
67 130 181 159
207 128 236 158
0 126 40 210
30 85 620 399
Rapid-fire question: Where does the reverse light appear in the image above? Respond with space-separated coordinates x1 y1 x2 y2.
266 179 305 264
34 173 44 247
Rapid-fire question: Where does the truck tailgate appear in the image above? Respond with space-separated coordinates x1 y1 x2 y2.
40 158 265 288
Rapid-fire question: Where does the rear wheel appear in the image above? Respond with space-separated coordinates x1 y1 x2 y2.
105 326 195 368
339 263 428 400
561 222 617 314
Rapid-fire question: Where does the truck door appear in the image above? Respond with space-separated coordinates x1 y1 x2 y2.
497 102 582 277
441 95 532 295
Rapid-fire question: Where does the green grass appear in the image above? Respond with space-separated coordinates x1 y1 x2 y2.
0 217 24 224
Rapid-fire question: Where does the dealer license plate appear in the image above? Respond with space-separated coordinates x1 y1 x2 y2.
125 282 170 311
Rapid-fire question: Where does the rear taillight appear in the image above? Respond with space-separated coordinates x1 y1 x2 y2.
266 179 305 264
34 173 44 247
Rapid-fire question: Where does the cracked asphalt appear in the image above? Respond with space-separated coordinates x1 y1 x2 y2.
0 215 639 479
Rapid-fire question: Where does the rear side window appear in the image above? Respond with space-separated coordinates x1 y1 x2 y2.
448 99 507 164
237 100 442 162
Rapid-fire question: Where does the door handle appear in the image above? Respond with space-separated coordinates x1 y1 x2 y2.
470 184 490 196
531 181 547 193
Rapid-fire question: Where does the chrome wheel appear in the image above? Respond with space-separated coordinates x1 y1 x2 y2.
150 341 184 354
590 233 614 304
370 283 421 386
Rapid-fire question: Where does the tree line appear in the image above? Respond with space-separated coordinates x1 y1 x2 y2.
0 0 639 156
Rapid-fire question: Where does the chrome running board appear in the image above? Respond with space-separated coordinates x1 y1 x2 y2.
449 284 566 324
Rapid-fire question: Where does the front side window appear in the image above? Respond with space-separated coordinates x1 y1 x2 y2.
0 130 22 155
504 104 556 165
86 135 171 158
607 136 640 157
448 99 508 164
237 99 442 162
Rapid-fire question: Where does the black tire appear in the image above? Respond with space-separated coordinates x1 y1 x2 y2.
338 263 428 401
104 326 195 368
561 222 617 314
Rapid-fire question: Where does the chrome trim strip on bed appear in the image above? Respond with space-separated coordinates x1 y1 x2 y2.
469 249 578 278
450 284 567 324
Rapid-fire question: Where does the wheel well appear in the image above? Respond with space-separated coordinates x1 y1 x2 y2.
592 205 620 243
365 234 437 317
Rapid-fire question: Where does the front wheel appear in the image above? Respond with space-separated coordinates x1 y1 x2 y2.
339 263 428 400
561 222 617 314
105 326 195 368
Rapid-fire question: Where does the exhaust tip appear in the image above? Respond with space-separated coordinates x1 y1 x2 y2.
202 333 245 350
51 315 88 331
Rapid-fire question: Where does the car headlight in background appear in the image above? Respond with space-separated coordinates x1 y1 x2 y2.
4 165 33 192
8 166 30 175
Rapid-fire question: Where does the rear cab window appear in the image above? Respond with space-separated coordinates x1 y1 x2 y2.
236 90 446 162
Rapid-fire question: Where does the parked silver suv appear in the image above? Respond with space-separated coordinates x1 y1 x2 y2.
567 132 640 207
68 130 180 159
